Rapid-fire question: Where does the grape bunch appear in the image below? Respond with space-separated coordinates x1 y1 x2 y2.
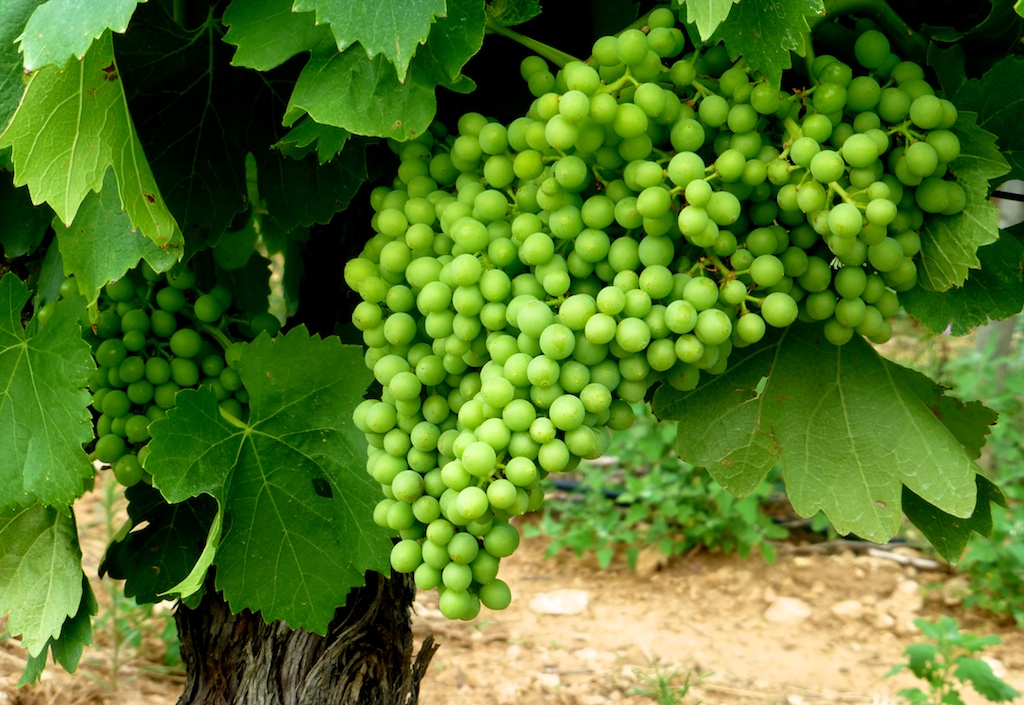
344 10 968 619
84 265 278 487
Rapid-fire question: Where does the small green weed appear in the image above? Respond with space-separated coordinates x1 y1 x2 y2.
525 405 787 569
886 616 1020 705
630 659 706 705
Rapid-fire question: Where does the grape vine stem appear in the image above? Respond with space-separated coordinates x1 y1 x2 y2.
484 15 580 68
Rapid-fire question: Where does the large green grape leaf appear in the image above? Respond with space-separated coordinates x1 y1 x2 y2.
292 0 446 82
917 113 1008 292
0 175 51 258
18 0 143 71
0 275 94 510
902 234 1024 335
652 325 980 543
678 0 742 42
19 575 95 685
100 483 217 604
145 329 390 633
952 55 1024 184
0 0 43 131
0 504 85 656
222 0 332 72
55 169 179 307
714 0 823 88
283 0 484 140
0 32 183 252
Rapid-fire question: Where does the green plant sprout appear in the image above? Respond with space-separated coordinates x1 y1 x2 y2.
886 616 1021 705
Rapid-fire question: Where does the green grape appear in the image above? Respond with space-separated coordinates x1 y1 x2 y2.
94 434 126 464
760 292 798 327
854 29 890 70
170 328 203 359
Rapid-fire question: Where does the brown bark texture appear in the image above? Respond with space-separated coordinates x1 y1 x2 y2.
173 572 437 705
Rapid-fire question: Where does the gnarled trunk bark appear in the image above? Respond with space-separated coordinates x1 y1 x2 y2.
174 572 436 705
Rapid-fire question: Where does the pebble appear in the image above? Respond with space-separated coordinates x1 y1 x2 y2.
530 589 590 615
764 596 813 623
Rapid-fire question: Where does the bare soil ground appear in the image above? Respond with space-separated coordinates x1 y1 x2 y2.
2 508 1022 705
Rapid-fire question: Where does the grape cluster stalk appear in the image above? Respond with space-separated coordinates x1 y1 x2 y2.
344 11 967 619
82 266 279 488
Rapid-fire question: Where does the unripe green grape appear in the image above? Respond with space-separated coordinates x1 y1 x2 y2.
828 203 863 238
706 191 740 226
812 82 847 115
760 292 799 327
854 29 890 69
694 309 732 346
735 312 766 344
94 433 126 464
878 87 911 124
697 95 729 128
846 76 881 112
926 130 960 164
841 133 879 169
824 317 855 346
803 290 837 320
868 237 905 273
809 150 845 183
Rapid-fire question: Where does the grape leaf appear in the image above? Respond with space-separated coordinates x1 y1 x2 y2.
0 504 84 656
952 55 1024 184
18 0 143 71
145 329 390 633
0 275 94 509
222 0 332 72
292 0 446 82
902 234 1024 335
917 112 1008 292
283 0 484 140
714 0 823 88
18 575 95 685
99 483 217 604
0 0 43 132
903 475 1003 565
256 140 367 230
652 324 980 542
0 32 183 252
55 169 179 307
0 175 51 258
274 118 351 165
679 0 742 42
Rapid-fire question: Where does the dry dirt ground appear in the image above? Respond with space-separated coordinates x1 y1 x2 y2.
2 502 1022 705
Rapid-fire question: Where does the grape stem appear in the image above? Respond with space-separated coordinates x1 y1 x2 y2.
219 405 249 430
184 313 235 352
484 15 581 68
810 0 927 61
830 180 862 208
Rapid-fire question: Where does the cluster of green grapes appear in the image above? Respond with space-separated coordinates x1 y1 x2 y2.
84 266 276 487
344 10 967 618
